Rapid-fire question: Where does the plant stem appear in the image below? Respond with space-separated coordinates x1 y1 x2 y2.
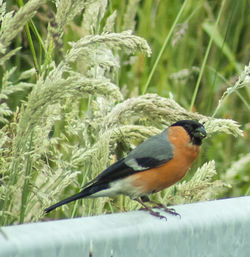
17 0 40 74
142 0 188 94
189 0 226 111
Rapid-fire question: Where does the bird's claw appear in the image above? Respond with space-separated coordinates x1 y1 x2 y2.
161 207 181 218
139 207 167 220
149 210 167 221
153 203 181 218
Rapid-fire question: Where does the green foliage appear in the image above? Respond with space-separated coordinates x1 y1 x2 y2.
0 0 249 225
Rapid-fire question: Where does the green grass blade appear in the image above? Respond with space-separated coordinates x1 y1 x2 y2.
142 0 188 94
202 22 241 73
17 0 41 74
19 132 34 224
189 0 226 111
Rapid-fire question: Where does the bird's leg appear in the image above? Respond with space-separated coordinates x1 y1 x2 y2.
135 198 167 220
140 197 181 218
140 195 150 202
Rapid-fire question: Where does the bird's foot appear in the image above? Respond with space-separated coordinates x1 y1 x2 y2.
149 209 167 220
136 198 167 220
150 201 181 218
160 206 181 218
139 207 167 220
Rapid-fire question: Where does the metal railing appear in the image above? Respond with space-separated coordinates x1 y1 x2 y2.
1 196 250 257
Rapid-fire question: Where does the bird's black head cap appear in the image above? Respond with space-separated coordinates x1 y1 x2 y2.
171 120 207 146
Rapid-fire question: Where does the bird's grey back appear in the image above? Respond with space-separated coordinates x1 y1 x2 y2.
124 129 174 170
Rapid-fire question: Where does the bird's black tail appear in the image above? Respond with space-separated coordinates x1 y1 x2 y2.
44 191 86 213
44 183 108 213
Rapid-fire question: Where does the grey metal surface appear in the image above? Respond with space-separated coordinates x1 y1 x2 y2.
1 197 250 257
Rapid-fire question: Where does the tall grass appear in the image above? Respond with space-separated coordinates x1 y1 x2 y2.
0 0 249 225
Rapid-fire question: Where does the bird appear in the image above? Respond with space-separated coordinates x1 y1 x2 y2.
45 120 207 219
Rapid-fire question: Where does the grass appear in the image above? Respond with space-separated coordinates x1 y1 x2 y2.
0 0 249 225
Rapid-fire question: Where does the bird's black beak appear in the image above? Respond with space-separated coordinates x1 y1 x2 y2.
195 126 207 139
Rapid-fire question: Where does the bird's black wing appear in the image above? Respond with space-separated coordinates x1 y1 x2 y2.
83 129 174 187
